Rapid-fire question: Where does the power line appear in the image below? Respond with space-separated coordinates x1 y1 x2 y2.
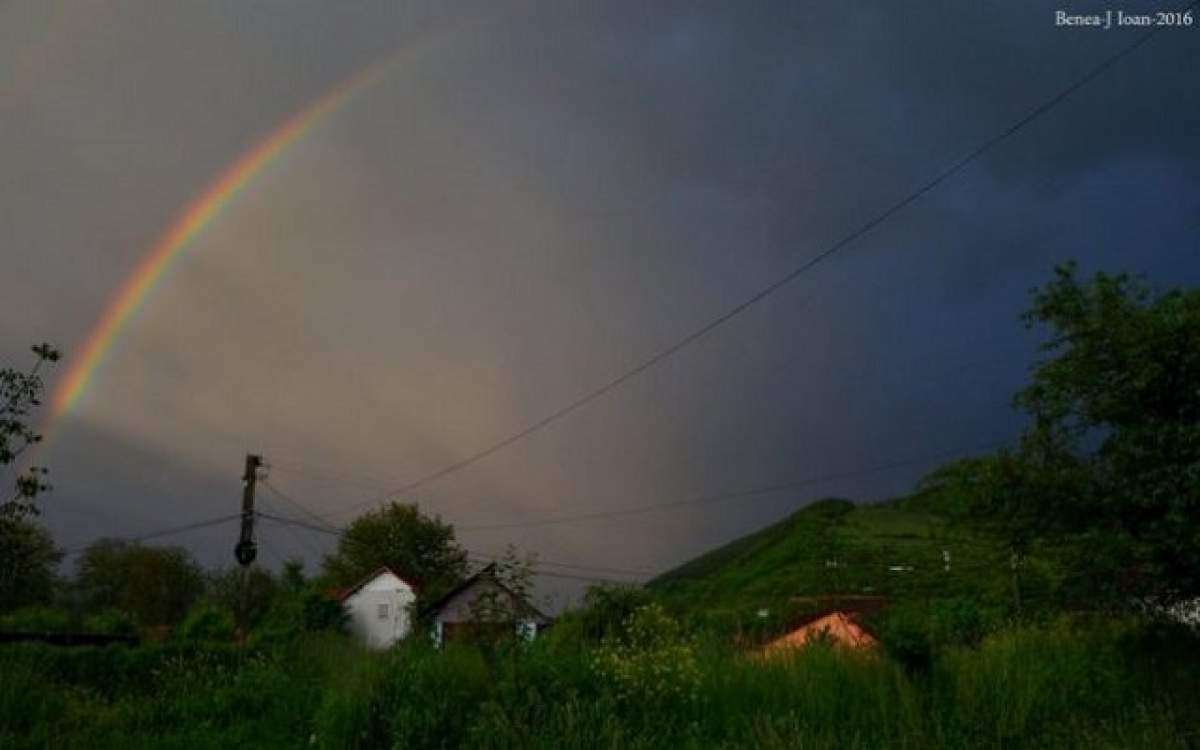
261 479 341 533
467 548 652 577
317 22 1183 522
257 494 328 560
459 436 1014 532
282 346 1024 514
62 513 243 556
256 432 1014 576
266 460 400 494
256 511 647 582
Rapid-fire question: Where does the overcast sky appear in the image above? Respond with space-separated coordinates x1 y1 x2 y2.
3 0 1198 604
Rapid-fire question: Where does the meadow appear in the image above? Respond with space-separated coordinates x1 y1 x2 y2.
2 612 1197 749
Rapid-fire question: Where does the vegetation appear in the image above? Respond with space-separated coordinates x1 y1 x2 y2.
3 267 1196 747
321 501 469 604
75 539 206 629
1 343 59 517
921 263 1200 607
0 344 61 614
1 607 1196 749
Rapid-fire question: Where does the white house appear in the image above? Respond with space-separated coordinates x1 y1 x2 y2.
337 567 417 649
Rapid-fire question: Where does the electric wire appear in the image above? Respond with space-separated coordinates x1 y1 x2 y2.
458 435 1015 532
316 20 1186 521
61 513 243 556
255 511 646 582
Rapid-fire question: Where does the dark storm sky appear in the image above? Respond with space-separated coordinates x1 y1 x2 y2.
3 0 1197 603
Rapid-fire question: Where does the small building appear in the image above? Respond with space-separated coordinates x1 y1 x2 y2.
761 610 878 656
337 567 417 649
424 564 550 647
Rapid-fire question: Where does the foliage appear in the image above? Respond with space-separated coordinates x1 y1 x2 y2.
920 264 1200 607
253 587 347 644
1 343 58 518
591 603 702 713
2 618 1196 748
280 558 306 591
75 539 205 628
0 346 62 616
0 605 73 633
0 516 62 613
176 602 237 643
81 608 137 637
649 496 1015 620
321 501 468 604
1016 263 1200 603
206 565 277 634
575 583 653 642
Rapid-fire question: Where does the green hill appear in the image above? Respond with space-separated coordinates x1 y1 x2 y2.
649 497 1058 616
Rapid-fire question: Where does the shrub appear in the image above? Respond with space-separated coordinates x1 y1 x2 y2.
0 606 74 633
591 603 702 719
875 603 933 673
254 589 347 645
82 608 137 636
576 584 653 643
176 603 236 643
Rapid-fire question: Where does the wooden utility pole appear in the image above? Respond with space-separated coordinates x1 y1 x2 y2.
234 454 262 567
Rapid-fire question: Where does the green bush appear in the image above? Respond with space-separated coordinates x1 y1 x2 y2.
253 589 347 645
176 603 236 643
0 648 68 747
575 584 654 643
83 608 138 636
0 606 75 633
1 617 1197 748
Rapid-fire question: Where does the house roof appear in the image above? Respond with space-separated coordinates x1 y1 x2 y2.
761 610 879 654
422 563 550 622
334 567 416 602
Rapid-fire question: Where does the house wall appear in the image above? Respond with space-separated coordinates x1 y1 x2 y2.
433 579 513 624
344 572 416 649
430 578 541 647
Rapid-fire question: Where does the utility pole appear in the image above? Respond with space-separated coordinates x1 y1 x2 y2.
234 454 262 567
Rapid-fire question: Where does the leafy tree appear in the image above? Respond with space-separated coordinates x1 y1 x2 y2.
1015 263 1200 604
1 343 59 518
576 584 653 643
176 602 236 642
207 565 277 635
322 502 468 603
280 558 306 591
75 539 204 628
0 345 62 613
254 585 347 643
0 517 62 613
922 263 1200 607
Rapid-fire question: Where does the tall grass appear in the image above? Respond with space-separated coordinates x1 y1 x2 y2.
1 618 1195 749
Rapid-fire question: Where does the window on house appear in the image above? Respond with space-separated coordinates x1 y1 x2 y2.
378 603 389 620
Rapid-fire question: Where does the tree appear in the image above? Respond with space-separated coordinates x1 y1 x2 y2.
1016 263 1200 604
923 263 1200 607
0 517 62 613
0 344 61 612
1 343 59 518
321 502 468 603
75 539 205 628
207 565 278 636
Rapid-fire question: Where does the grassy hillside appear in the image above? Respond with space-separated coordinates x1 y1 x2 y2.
649 497 1061 616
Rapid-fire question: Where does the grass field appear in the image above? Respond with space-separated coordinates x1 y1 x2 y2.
648 497 1036 616
2 614 1197 749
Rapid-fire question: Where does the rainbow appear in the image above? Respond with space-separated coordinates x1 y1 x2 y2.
50 55 404 423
